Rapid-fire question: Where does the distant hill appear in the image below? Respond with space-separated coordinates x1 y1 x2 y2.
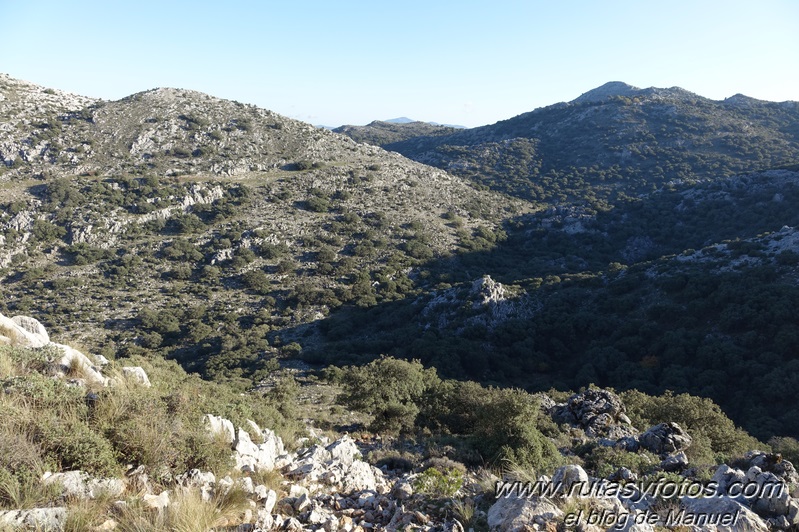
384 117 415 124
332 120 461 147
339 83 799 205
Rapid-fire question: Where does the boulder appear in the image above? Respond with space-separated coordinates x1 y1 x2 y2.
713 464 748 497
42 470 125 499
556 389 635 438
487 496 563 532
234 427 284 472
551 464 590 495
639 422 692 455
10 315 49 344
679 495 768 531
53 343 108 387
741 451 799 485
0 508 67 530
0 312 49 347
660 451 689 472
263 489 278 514
391 479 414 500
326 435 360 467
342 461 379 493
746 467 791 517
175 468 216 488
143 490 170 511
121 366 151 387
204 414 236 444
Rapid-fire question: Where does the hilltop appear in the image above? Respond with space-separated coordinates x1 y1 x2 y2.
0 73 527 384
338 82 799 204
332 120 460 148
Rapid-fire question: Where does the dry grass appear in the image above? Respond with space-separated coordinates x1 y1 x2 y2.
0 324 24 347
239 467 285 496
452 497 475 524
0 417 58 510
64 498 116 532
0 349 14 378
501 457 540 484
114 486 253 532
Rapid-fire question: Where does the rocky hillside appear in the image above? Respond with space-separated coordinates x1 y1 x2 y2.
3 315 799 531
308 168 799 441
5 74 799 470
340 82 799 204
0 74 527 383
0 73 409 178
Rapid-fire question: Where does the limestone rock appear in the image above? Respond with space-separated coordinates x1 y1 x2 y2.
234 427 284 472
326 435 360 467
487 496 563 532
555 389 635 438
639 422 692 455
551 464 590 495
143 490 170 511
53 343 108 387
679 495 768 531
10 315 49 344
204 414 236 444
175 469 215 488
42 470 125 499
391 479 414 500
0 507 67 531
713 464 748 497
741 451 799 485
263 489 278 514
0 312 49 347
342 461 379 493
660 451 689 472
121 366 151 387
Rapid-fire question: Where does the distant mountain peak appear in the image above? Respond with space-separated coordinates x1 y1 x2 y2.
384 117 415 124
723 93 763 106
572 82 641 103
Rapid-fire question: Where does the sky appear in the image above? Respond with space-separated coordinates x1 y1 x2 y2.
1 1 797 128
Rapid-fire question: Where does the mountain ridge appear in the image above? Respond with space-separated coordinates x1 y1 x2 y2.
348 82 799 204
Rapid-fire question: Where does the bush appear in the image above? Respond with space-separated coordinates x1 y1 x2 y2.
242 269 271 295
305 196 330 213
413 467 463 497
340 357 440 434
578 444 659 478
621 390 764 464
31 219 66 243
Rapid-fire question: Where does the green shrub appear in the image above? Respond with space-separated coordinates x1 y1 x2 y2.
340 357 440 435
413 467 463 497
768 436 799 467
578 444 659 478
242 269 271 295
31 219 66 243
621 390 764 464
35 418 118 476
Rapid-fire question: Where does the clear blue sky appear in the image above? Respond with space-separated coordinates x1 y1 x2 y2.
1 0 797 127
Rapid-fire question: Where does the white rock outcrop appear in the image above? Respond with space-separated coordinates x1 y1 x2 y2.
121 366 152 387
